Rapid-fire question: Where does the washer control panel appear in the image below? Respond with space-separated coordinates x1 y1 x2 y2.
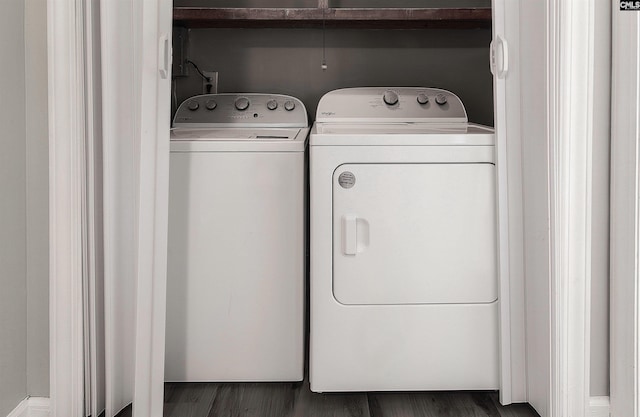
316 87 467 123
173 94 308 128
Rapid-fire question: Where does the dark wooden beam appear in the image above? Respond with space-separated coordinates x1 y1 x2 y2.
173 7 492 29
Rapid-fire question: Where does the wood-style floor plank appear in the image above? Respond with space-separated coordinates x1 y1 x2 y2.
368 391 502 417
206 382 298 417
290 381 370 417
164 383 218 417
156 382 541 417
115 403 131 417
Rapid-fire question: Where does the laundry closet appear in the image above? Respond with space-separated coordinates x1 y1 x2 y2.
156 1 610 417
8 0 618 416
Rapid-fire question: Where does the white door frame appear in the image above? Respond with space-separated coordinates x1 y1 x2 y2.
610 5 640 417
547 1 596 416
493 0 602 414
132 0 172 415
47 0 88 416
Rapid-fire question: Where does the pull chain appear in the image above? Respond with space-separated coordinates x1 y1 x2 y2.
321 6 327 70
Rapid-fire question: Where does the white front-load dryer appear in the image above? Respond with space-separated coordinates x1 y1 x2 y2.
309 87 498 392
165 94 308 382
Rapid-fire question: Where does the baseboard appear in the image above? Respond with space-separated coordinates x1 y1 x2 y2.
6 398 28 417
589 396 610 417
6 397 49 417
26 398 49 417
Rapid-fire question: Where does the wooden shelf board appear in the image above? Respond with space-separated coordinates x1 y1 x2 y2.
173 7 492 29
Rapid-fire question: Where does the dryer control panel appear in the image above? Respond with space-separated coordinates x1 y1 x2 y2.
173 94 308 128
316 87 467 123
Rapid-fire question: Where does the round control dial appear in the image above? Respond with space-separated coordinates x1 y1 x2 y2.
187 101 199 111
435 93 448 105
205 100 217 111
284 100 296 111
235 97 250 111
383 90 399 106
417 93 429 105
267 100 278 110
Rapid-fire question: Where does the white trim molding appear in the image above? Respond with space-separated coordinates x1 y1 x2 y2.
6 398 29 417
25 398 50 417
47 0 88 416
133 0 173 416
6 398 50 417
610 6 640 417
547 0 595 416
589 396 610 417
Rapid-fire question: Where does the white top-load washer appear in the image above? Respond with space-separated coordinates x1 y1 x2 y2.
165 93 308 382
309 87 498 392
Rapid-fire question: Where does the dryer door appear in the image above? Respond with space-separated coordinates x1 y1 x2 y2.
332 163 497 305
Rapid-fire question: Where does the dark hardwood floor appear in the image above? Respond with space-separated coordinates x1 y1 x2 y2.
161 380 541 417
113 379 540 417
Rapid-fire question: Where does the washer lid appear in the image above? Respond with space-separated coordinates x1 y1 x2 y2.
170 127 309 152
316 87 467 123
171 127 302 141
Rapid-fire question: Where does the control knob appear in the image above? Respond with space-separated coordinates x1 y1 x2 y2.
187 101 199 111
235 97 250 111
435 93 448 105
284 100 296 111
267 99 278 110
383 90 399 106
417 93 429 105
205 100 217 111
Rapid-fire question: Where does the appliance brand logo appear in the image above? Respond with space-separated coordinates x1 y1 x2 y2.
621 1 640 10
321 111 336 116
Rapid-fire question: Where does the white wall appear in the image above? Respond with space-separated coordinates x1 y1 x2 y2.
0 0 28 415
25 0 50 398
0 1 49 414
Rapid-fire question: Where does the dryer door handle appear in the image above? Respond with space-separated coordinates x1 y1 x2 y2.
342 215 370 256
343 215 358 255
